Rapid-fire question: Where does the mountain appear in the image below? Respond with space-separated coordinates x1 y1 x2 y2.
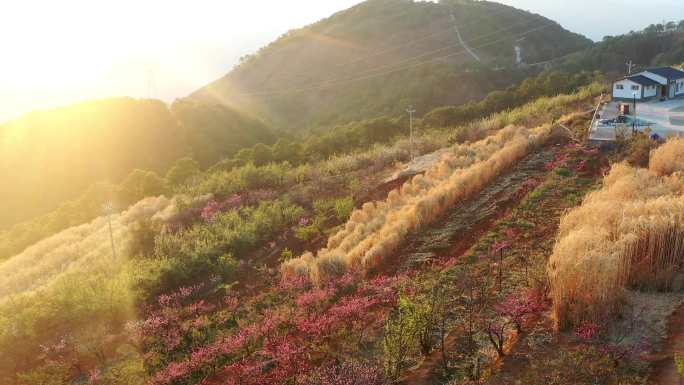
0 98 273 230
558 24 684 76
185 0 592 131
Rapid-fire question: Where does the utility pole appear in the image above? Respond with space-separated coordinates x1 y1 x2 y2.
103 202 117 259
633 92 637 134
626 60 635 75
407 105 416 160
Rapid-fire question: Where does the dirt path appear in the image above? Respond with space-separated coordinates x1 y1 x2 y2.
396 146 560 385
451 14 481 63
399 138 607 385
396 146 557 272
650 303 684 385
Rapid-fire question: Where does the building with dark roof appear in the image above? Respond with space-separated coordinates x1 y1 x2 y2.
625 75 661 87
643 67 684 81
612 66 684 101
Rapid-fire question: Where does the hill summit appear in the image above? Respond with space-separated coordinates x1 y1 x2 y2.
186 0 591 131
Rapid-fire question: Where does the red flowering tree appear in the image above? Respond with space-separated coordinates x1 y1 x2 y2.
494 289 547 333
149 271 399 385
485 289 547 358
300 361 390 385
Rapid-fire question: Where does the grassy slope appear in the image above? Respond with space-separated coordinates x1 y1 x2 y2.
0 98 273 230
0 85 602 383
559 29 684 77
187 0 591 131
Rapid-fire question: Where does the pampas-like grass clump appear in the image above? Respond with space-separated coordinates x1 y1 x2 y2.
0 195 176 300
650 137 684 176
284 122 559 285
548 161 684 330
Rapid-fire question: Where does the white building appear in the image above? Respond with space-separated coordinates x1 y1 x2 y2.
612 67 684 101
613 75 659 100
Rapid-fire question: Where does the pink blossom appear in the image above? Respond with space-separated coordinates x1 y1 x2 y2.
494 289 547 330
503 228 517 240
200 199 221 222
574 321 601 341
573 159 588 172
222 194 243 209
491 240 511 255
88 368 101 384
301 361 389 385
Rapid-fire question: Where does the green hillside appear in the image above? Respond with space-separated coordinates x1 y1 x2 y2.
0 0 593 243
0 98 273 230
559 23 684 76
186 0 592 131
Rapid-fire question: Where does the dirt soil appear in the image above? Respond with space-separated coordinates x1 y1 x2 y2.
396 144 563 385
399 135 607 384
649 299 684 384
396 146 557 272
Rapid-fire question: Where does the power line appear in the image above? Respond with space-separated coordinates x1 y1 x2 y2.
450 13 481 62
525 47 586 68
626 60 636 75
338 15 546 79
251 1 437 61
242 19 552 97
235 3 551 94
233 1 439 88
103 202 117 260
237 21 558 98
335 3 534 69
321 9 549 83
407 105 416 160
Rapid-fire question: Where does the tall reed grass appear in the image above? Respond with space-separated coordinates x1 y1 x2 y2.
0 195 176 300
650 137 684 176
0 195 181 380
295 82 603 182
548 142 684 329
284 123 562 284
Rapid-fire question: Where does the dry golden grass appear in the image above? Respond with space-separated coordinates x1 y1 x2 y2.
284 123 562 284
548 161 684 330
283 85 604 286
650 137 684 176
0 195 176 300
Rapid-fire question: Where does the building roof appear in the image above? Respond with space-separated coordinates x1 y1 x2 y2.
644 67 684 80
622 75 661 87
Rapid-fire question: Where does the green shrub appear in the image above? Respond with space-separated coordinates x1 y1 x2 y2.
153 199 303 289
280 248 294 262
516 219 535 229
166 157 200 186
519 345 647 385
675 353 684 377
555 167 572 177
188 162 292 196
295 224 320 242
333 197 355 222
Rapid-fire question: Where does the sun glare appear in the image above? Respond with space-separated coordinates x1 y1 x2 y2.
0 0 366 122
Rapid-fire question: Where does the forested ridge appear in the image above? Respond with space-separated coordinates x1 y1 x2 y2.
0 0 593 245
8 1 684 384
0 70 600 262
0 98 274 230
559 20 684 75
187 0 591 131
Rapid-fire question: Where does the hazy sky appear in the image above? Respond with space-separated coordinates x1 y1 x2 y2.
498 0 684 41
2 0 684 122
0 0 364 121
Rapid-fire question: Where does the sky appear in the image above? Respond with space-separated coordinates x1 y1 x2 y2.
2 0 684 122
497 0 684 41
